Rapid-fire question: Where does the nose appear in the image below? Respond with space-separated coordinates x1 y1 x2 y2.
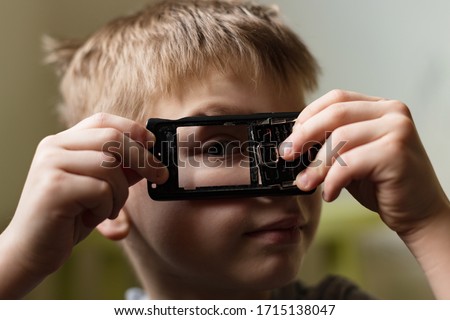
253 196 300 213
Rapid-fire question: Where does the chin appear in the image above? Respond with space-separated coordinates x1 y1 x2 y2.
262 262 301 290
234 253 303 292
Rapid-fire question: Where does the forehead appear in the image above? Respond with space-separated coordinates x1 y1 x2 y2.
149 71 303 120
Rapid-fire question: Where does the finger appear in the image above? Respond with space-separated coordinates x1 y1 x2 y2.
54 128 168 184
56 127 155 152
113 133 169 184
295 89 383 125
294 119 386 192
54 172 115 230
321 139 386 203
281 100 387 160
69 112 155 146
54 150 129 219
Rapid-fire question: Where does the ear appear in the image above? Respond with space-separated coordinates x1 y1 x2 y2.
41 34 83 77
96 209 131 241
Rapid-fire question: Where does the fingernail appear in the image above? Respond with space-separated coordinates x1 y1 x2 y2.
279 141 293 158
322 190 329 202
154 166 169 184
296 171 309 190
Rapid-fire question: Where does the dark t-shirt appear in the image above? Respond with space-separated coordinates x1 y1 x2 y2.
271 275 373 299
125 275 372 299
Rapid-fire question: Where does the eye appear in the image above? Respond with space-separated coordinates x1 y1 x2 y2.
204 141 225 156
202 139 241 158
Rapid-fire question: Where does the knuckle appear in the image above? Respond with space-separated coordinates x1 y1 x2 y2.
334 152 351 171
97 180 112 197
40 170 67 194
100 151 120 168
332 127 349 145
37 135 57 150
383 122 415 159
91 112 110 128
33 146 60 168
328 103 347 119
328 89 348 102
389 100 412 118
388 113 416 139
128 122 146 143
296 122 311 139
102 128 123 144
297 107 311 121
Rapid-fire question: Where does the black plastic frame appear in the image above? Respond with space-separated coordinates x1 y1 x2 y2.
146 112 317 200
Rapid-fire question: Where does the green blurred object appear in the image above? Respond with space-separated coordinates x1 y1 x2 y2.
25 232 138 300
299 196 434 299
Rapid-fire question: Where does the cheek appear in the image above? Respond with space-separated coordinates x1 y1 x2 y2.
297 188 322 248
155 201 247 254
124 181 247 260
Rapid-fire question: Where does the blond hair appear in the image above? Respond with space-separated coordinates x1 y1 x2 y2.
44 0 320 127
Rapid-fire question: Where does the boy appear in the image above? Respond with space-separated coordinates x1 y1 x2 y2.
0 0 449 299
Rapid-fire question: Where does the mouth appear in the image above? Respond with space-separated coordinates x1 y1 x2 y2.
244 217 304 245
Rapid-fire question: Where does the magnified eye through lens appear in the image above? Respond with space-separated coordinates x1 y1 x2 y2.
177 125 251 190
204 141 225 156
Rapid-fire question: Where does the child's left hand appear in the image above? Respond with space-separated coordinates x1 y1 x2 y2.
280 90 450 299
281 89 448 235
281 89 450 298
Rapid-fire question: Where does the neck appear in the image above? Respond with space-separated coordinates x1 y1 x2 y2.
134 257 271 299
122 240 271 300
122 223 277 299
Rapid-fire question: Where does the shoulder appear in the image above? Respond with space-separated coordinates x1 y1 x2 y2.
271 275 373 300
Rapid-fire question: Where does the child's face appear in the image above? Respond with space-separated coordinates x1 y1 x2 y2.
120 72 322 297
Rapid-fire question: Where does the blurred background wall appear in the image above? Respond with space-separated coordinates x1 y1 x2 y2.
1 0 448 299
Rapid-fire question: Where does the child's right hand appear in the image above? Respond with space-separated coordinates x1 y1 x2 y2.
0 113 168 298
